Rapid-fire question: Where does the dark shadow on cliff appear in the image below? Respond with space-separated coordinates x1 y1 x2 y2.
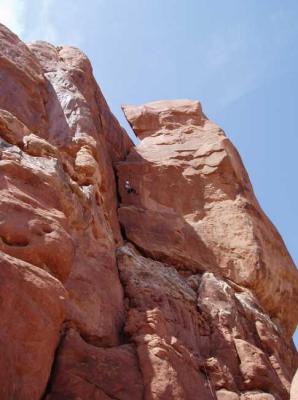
115 150 219 274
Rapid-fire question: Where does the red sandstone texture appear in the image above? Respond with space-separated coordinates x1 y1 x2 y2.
0 23 297 400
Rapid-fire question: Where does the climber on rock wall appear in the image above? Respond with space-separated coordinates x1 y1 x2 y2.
125 179 136 194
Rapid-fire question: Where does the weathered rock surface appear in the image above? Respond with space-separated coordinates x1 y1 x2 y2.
0 23 297 400
0 22 129 398
0 252 66 400
118 99 298 338
46 329 144 400
0 25 48 134
117 244 296 400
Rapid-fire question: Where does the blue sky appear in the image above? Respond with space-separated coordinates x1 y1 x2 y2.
1 0 297 345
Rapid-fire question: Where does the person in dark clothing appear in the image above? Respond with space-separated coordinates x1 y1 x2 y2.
125 180 136 194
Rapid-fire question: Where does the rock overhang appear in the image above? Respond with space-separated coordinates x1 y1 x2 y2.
122 99 206 140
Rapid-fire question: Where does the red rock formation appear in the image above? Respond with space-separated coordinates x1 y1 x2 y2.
118 100 298 338
0 23 297 400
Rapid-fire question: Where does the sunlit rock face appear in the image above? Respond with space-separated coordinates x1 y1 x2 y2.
118 99 298 339
116 244 296 400
0 22 130 399
0 23 297 400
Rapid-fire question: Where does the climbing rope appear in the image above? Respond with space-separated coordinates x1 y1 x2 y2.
203 364 217 400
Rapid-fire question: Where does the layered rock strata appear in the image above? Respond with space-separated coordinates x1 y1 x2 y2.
0 23 297 400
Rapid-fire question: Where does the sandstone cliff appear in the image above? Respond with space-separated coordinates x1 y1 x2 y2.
0 23 297 400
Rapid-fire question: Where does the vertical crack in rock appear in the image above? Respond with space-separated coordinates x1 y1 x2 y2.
116 244 215 400
115 251 147 400
115 99 297 400
41 325 68 400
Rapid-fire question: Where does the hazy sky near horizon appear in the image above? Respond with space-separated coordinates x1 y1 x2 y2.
1 0 297 344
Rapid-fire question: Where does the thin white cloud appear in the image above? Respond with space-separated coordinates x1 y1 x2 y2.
0 0 59 44
21 0 83 46
0 0 25 35
37 0 58 43
204 27 244 71
200 7 298 111
21 0 59 44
